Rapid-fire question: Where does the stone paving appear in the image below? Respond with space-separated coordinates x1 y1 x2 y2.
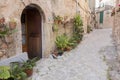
31 28 114 80
99 41 120 80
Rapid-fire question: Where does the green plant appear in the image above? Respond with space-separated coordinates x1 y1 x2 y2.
87 25 92 33
0 27 16 37
0 66 10 80
55 34 70 50
73 15 84 41
10 62 27 80
52 23 58 32
22 57 38 70
54 15 63 23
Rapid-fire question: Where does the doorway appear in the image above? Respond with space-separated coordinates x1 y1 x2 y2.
21 5 42 59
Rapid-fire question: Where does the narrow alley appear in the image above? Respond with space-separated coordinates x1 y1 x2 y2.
31 28 117 80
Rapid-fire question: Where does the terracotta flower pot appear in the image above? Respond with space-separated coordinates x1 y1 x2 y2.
24 69 33 77
77 40 81 43
53 50 58 56
9 22 17 30
65 47 72 51
0 17 5 24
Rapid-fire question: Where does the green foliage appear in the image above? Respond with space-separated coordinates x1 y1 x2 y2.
87 25 92 33
10 62 27 80
52 23 58 32
55 34 70 50
54 15 63 22
0 66 10 79
68 37 78 48
73 15 84 41
0 27 17 37
22 57 38 70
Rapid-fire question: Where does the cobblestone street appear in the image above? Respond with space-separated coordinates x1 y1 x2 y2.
31 28 116 80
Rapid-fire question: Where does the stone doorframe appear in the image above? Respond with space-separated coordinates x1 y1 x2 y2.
20 3 46 58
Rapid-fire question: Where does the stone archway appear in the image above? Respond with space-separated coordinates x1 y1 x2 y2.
21 4 44 59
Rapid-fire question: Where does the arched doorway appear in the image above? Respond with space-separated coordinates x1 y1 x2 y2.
21 4 42 59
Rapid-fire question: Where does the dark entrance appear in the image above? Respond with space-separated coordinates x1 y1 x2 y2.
21 5 42 59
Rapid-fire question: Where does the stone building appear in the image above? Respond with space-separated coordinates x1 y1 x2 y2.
88 0 96 12
113 0 120 59
87 0 96 28
0 0 91 60
95 5 114 28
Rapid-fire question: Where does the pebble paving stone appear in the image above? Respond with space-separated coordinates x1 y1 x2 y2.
30 28 117 80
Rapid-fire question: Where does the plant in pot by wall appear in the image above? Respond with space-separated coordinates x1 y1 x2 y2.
0 17 17 41
0 17 5 28
0 66 10 80
22 57 38 77
87 25 92 33
9 18 17 30
73 14 84 43
52 23 59 32
55 34 70 55
10 62 27 80
54 15 63 24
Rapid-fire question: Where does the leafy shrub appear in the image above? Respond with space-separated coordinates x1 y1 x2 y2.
73 15 84 41
55 34 70 50
0 66 10 79
87 25 92 33
22 57 38 70
10 62 27 80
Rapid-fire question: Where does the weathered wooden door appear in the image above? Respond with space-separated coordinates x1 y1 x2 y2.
21 7 42 59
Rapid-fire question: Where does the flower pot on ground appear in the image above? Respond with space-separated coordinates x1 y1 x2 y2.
52 50 58 56
10 62 27 80
58 49 64 56
64 46 72 51
24 69 33 77
55 34 70 52
22 57 38 77
77 40 81 43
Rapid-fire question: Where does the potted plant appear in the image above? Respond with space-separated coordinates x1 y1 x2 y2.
87 25 92 33
0 17 5 24
52 23 59 32
10 62 27 80
0 66 10 80
9 18 17 30
73 14 84 43
54 15 63 24
22 57 38 77
55 34 70 55
52 50 58 56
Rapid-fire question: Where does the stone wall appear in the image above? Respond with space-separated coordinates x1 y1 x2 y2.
0 0 92 59
113 0 120 59
96 10 113 29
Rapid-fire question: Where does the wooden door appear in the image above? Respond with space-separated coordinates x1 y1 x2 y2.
21 7 42 59
21 12 28 52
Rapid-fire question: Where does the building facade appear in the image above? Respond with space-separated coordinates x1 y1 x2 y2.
95 5 114 28
0 0 92 60
88 0 96 12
